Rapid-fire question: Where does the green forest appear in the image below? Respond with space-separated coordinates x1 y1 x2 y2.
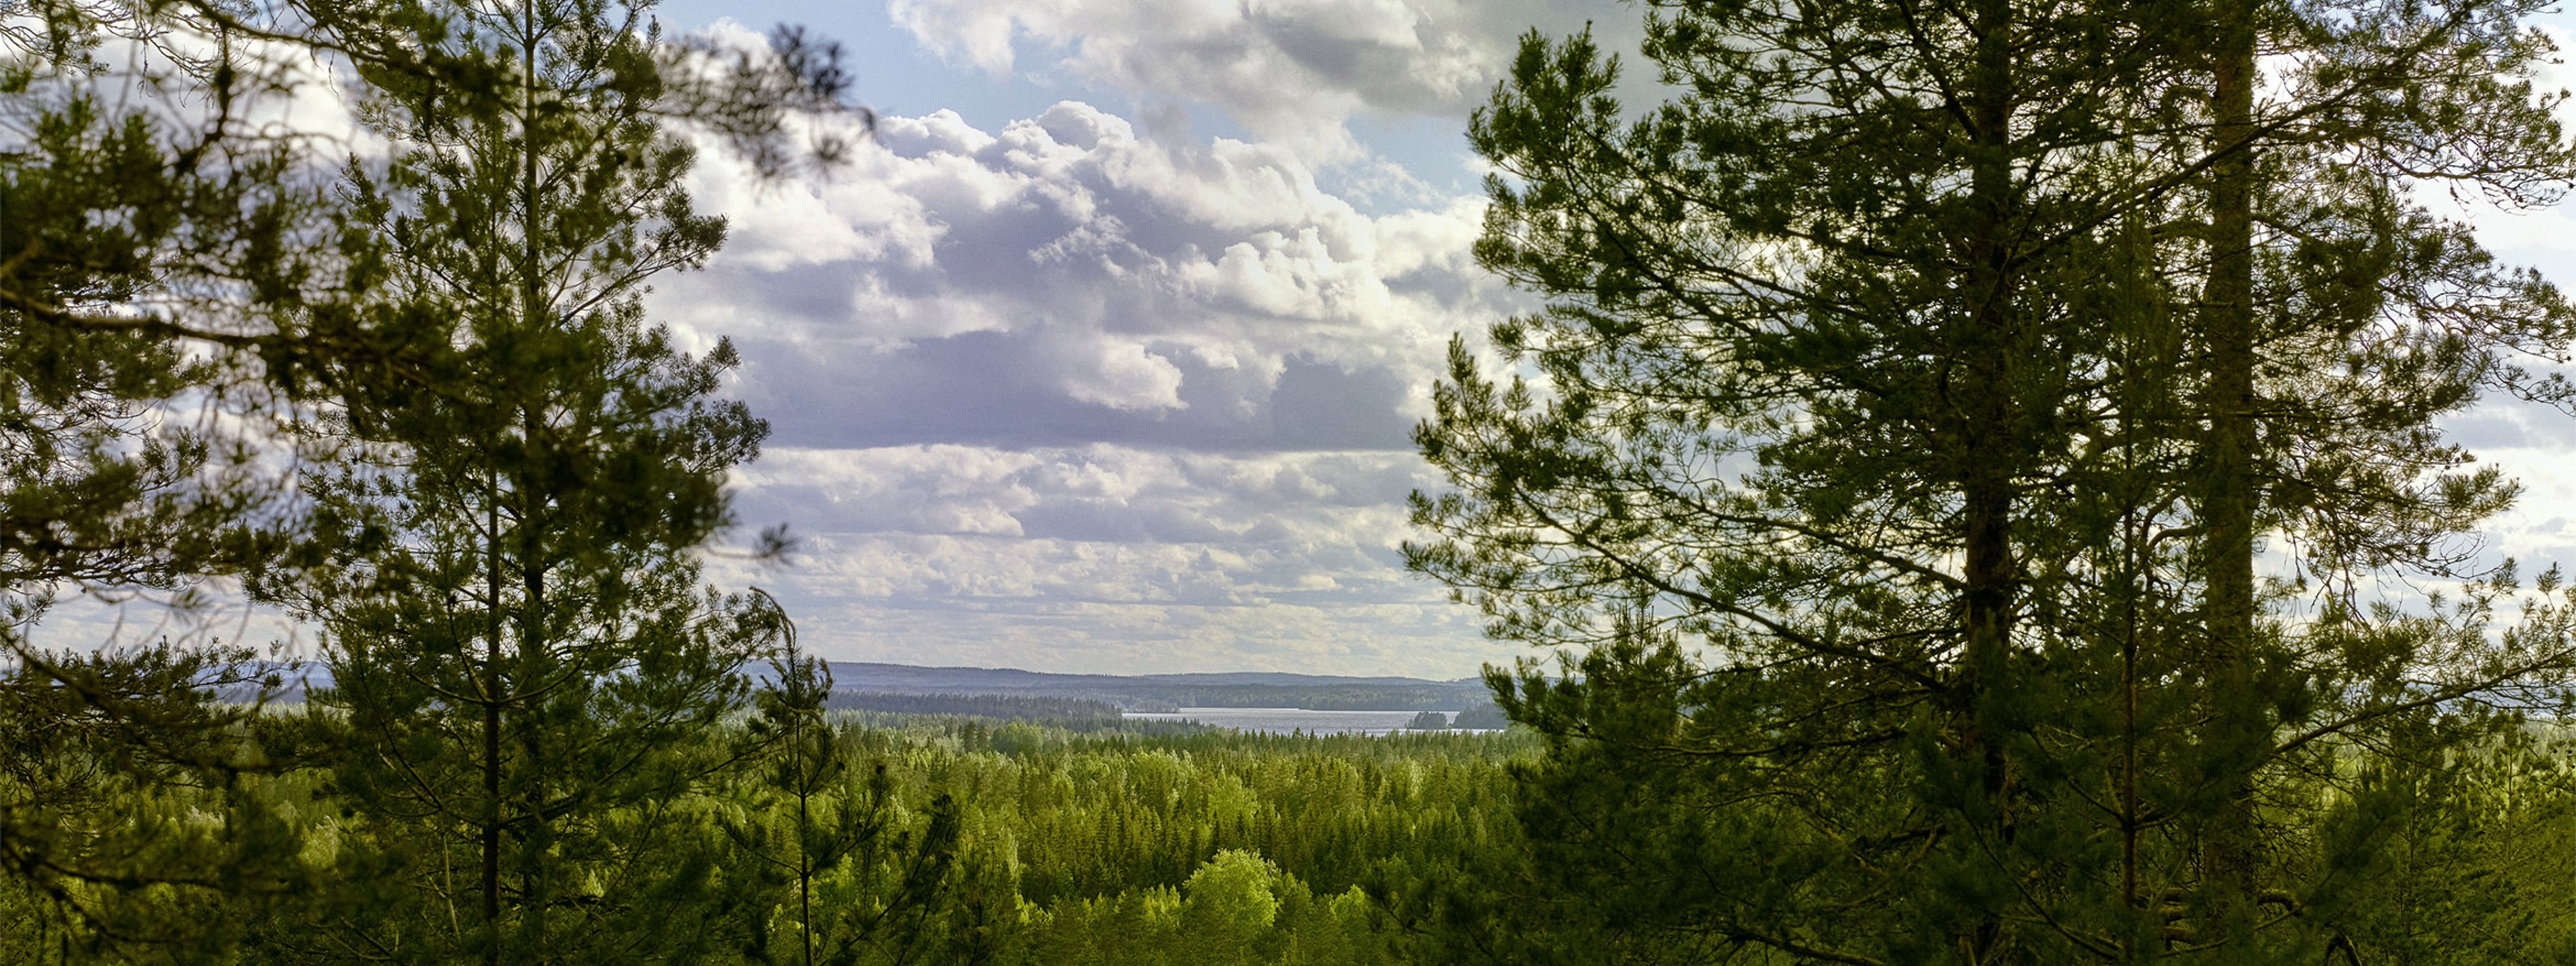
15 683 2576 964
17 0 2576 962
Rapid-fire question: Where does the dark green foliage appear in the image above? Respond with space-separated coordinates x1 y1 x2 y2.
756 720 1518 961
14 703 2576 964
0 644 311 963
734 656 852 965
250 0 799 959
0 59 348 946
2297 727 2576 964
23 0 2576 961
3 0 851 958
719 657 990 966
0 703 1538 963
1410 0 2576 961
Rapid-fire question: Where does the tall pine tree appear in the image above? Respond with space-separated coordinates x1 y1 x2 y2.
1412 0 2576 960
3 2 852 956
260 0 792 959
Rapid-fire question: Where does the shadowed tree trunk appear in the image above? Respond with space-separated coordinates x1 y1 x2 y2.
2197 0 2263 952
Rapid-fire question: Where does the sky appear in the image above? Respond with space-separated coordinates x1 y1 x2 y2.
629 0 1654 678
41 0 2576 680
629 0 2576 678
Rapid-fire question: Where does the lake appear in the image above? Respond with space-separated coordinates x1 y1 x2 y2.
1123 707 1476 736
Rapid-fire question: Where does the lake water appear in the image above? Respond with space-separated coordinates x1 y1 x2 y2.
1123 707 1465 736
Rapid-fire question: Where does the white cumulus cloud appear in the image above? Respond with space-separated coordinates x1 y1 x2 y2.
650 83 1538 675
883 0 1630 161
656 97 1525 453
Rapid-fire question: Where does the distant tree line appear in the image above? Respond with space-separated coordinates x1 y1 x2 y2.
1143 685 1487 712
834 683 1494 713
822 691 1127 725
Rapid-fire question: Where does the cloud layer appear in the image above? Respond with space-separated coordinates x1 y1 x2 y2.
882 0 1619 160
654 73 1536 675
707 444 1492 674
662 95 1519 448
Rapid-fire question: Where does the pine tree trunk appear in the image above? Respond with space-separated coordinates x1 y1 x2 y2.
517 537 548 952
515 401 551 953
506 14 547 956
2199 0 2262 950
800 741 817 966
483 499 505 966
1960 0 2022 958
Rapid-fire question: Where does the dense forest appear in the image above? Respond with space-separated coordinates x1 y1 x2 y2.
17 0 2576 962
10 691 2576 964
1 669 1543 964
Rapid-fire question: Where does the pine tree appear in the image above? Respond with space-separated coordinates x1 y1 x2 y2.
258 0 795 959
721 654 871 965
1 5 364 956
0 642 317 963
1412 0 2576 961
4 3 854 957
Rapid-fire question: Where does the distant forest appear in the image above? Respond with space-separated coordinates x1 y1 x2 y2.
777 686 1522 733
820 662 1500 713
821 691 1127 723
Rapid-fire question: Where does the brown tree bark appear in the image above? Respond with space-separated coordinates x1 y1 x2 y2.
1957 0 2025 958
2197 0 2263 952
